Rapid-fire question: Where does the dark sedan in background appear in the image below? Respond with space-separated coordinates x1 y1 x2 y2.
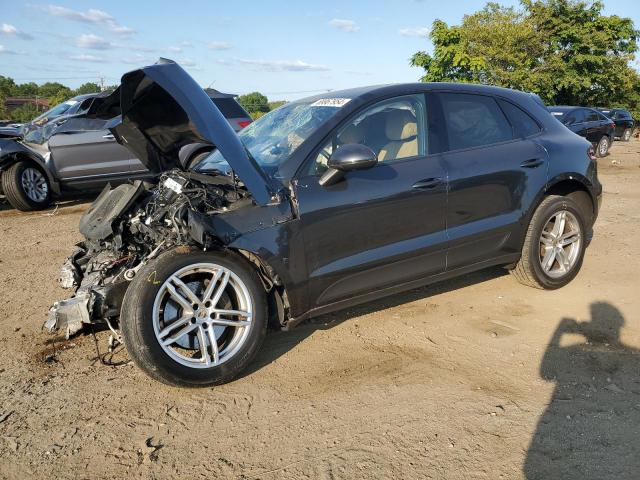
548 106 615 157
0 89 252 211
598 108 635 142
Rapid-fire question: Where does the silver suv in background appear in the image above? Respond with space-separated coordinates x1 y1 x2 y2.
0 89 252 211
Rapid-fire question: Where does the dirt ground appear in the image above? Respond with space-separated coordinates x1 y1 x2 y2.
1 140 639 480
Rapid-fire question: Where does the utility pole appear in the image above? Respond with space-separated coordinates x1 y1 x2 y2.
99 76 105 91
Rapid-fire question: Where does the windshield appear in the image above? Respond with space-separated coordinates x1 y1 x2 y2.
32 100 79 125
196 99 344 177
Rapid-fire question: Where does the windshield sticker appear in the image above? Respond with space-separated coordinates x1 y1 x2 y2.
311 98 351 108
551 112 563 116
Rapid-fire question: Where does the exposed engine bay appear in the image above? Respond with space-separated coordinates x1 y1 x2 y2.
45 169 251 338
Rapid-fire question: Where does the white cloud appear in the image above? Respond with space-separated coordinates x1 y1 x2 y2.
179 58 196 67
329 18 359 33
167 46 182 53
69 53 103 62
0 44 20 54
398 27 430 37
225 58 329 72
1 23 33 40
208 41 233 51
43 5 135 35
75 33 112 50
122 54 150 64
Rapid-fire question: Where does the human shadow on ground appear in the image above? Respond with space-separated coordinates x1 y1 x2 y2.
524 302 640 480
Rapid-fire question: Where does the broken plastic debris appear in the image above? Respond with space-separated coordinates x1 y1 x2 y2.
44 293 91 338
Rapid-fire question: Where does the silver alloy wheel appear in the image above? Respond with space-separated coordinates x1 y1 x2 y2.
21 167 48 202
152 263 253 369
539 210 582 279
599 137 609 156
623 129 632 141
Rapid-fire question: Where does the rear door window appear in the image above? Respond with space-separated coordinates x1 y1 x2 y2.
570 109 586 124
439 93 513 151
585 110 600 122
497 99 541 138
211 98 249 118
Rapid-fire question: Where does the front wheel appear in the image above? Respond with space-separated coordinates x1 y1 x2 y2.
511 195 586 290
120 248 267 387
595 136 609 157
1 161 52 211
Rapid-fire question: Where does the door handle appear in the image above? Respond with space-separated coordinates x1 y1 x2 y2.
412 177 443 190
102 133 115 140
520 158 544 168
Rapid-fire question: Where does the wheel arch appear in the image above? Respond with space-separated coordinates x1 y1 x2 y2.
543 175 596 225
0 145 59 195
223 247 291 330
517 174 596 255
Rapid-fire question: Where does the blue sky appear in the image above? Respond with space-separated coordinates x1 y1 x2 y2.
0 0 637 101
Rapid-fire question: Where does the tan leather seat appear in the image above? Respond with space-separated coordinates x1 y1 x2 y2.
338 123 365 145
378 110 418 161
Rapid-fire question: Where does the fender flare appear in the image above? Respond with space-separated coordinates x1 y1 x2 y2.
0 140 60 195
517 171 598 250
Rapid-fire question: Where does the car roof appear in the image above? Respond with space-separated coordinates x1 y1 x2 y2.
71 93 100 101
297 82 542 104
204 88 237 99
547 106 584 112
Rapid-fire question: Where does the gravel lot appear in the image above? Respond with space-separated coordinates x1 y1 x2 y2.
1 140 639 479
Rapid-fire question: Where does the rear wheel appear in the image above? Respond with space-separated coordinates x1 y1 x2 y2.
120 248 267 387
1 160 52 211
511 195 586 289
622 128 632 142
595 136 609 157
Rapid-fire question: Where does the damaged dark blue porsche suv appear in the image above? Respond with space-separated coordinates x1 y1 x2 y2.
46 59 601 387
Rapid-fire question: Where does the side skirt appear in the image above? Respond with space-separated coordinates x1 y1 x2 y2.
283 253 521 330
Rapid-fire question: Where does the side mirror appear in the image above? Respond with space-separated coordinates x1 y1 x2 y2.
319 144 378 187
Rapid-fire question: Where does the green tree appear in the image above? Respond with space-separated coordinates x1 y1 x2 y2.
0 91 7 119
237 92 270 114
74 82 101 95
411 0 639 107
13 82 38 96
268 100 287 110
9 103 41 123
0 76 18 97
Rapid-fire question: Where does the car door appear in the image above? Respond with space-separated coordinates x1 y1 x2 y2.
566 109 588 139
48 126 138 189
584 109 604 143
435 92 548 270
294 93 447 309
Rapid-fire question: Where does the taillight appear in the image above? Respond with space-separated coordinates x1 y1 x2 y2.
238 120 251 129
588 145 597 161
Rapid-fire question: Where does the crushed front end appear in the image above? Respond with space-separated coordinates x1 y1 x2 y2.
45 169 251 337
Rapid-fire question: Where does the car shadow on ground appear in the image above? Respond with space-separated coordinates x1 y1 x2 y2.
523 302 640 479
240 266 508 379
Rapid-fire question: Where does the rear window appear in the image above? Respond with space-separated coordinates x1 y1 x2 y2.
498 99 541 138
585 110 600 122
613 110 632 120
440 93 513 151
211 98 249 118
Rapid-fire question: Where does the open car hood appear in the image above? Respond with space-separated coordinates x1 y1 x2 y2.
89 59 275 206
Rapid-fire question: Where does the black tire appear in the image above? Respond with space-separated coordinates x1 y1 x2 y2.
622 128 632 142
595 136 609 158
1 160 52 211
511 195 587 290
120 248 267 387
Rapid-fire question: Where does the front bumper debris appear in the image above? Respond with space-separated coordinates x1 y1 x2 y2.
44 293 91 338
